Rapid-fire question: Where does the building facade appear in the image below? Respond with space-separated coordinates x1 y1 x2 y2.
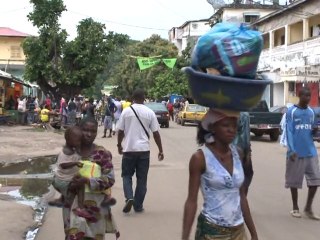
0 27 29 79
0 27 45 103
208 3 281 26
168 19 211 55
0 28 39 111
253 0 320 107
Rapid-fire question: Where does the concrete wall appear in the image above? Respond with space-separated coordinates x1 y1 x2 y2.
310 14 320 27
273 82 284 106
256 0 320 33
262 33 270 49
274 27 285 46
222 8 277 23
290 21 303 44
181 21 210 38
0 36 26 66
171 21 210 54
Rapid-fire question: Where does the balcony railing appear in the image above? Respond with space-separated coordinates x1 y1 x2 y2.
258 36 320 71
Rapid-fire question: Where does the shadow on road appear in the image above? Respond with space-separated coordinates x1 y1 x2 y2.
250 136 278 143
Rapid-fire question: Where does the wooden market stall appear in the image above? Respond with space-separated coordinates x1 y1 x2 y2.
0 70 30 123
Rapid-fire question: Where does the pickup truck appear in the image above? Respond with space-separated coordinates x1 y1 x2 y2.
247 100 283 141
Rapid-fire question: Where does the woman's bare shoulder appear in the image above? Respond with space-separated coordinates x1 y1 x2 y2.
189 148 205 172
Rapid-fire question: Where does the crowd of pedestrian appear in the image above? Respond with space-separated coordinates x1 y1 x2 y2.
21 86 319 240
10 93 132 131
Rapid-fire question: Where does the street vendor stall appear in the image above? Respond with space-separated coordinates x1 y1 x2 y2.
0 70 31 123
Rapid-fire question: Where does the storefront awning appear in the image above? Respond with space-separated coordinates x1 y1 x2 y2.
12 77 31 87
0 70 31 87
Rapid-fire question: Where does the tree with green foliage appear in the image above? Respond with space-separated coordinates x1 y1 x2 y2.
22 0 128 102
82 38 134 100
109 34 192 99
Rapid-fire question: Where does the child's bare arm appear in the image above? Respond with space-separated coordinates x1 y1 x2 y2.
60 162 82 169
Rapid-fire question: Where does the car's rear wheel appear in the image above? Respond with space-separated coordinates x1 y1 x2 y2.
254 132 263 137
181 119 185 126
270 131 279 141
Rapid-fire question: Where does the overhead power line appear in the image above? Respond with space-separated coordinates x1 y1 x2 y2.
150 0 188 20
0 6 31 14
68 10 169 32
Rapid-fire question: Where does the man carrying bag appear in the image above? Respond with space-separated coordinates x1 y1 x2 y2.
117 89 164 213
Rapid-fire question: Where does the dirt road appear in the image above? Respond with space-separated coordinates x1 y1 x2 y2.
0 125 64 162
0 125 65 239
2 124 320 240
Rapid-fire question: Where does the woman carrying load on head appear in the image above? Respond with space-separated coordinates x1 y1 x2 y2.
182 109 258 240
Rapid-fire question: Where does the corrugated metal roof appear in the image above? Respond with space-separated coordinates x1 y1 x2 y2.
0 27 30 37
0 70 12 78
0 70 30 86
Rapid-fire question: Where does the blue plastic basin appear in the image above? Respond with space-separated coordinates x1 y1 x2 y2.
182 67 272 111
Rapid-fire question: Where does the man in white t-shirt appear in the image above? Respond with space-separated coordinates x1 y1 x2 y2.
117 89 164 213
17 97 27 125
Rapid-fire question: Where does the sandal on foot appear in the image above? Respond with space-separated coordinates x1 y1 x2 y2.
304 211 320 220
48 199 64 208
73 208 93 220
101 197 117 207
290 210 301 218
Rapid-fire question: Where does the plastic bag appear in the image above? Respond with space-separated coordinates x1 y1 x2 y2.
78 160 101 192
191 22 263 79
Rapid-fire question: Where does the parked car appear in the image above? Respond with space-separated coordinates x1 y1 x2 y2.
248 100 283 141
145 102 170 128
270 105 288 114
176 104 208 126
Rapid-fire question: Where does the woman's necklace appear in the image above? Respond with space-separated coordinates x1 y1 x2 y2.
213 149 231 162
207 144 231 162
207 144 234 175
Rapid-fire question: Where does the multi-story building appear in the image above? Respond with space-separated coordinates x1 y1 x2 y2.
0 27 29 79
253 0 320 106
0 27 32 109
169 19 211 55
169 1 282 56
208 2 281 26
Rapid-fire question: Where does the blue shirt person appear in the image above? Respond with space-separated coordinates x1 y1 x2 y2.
285 87 320 220
286 105 317 158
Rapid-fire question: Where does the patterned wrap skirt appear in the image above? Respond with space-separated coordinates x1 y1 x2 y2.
195 213 247 240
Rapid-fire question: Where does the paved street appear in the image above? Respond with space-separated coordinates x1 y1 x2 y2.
36 122 320 240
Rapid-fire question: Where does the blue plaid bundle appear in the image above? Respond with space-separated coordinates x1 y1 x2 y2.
192 23 263 79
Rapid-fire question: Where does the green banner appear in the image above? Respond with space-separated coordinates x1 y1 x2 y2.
137 58 161 70
136 57 177 70
162 58 177 69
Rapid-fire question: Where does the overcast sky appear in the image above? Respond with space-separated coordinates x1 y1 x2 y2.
0 0 216 41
